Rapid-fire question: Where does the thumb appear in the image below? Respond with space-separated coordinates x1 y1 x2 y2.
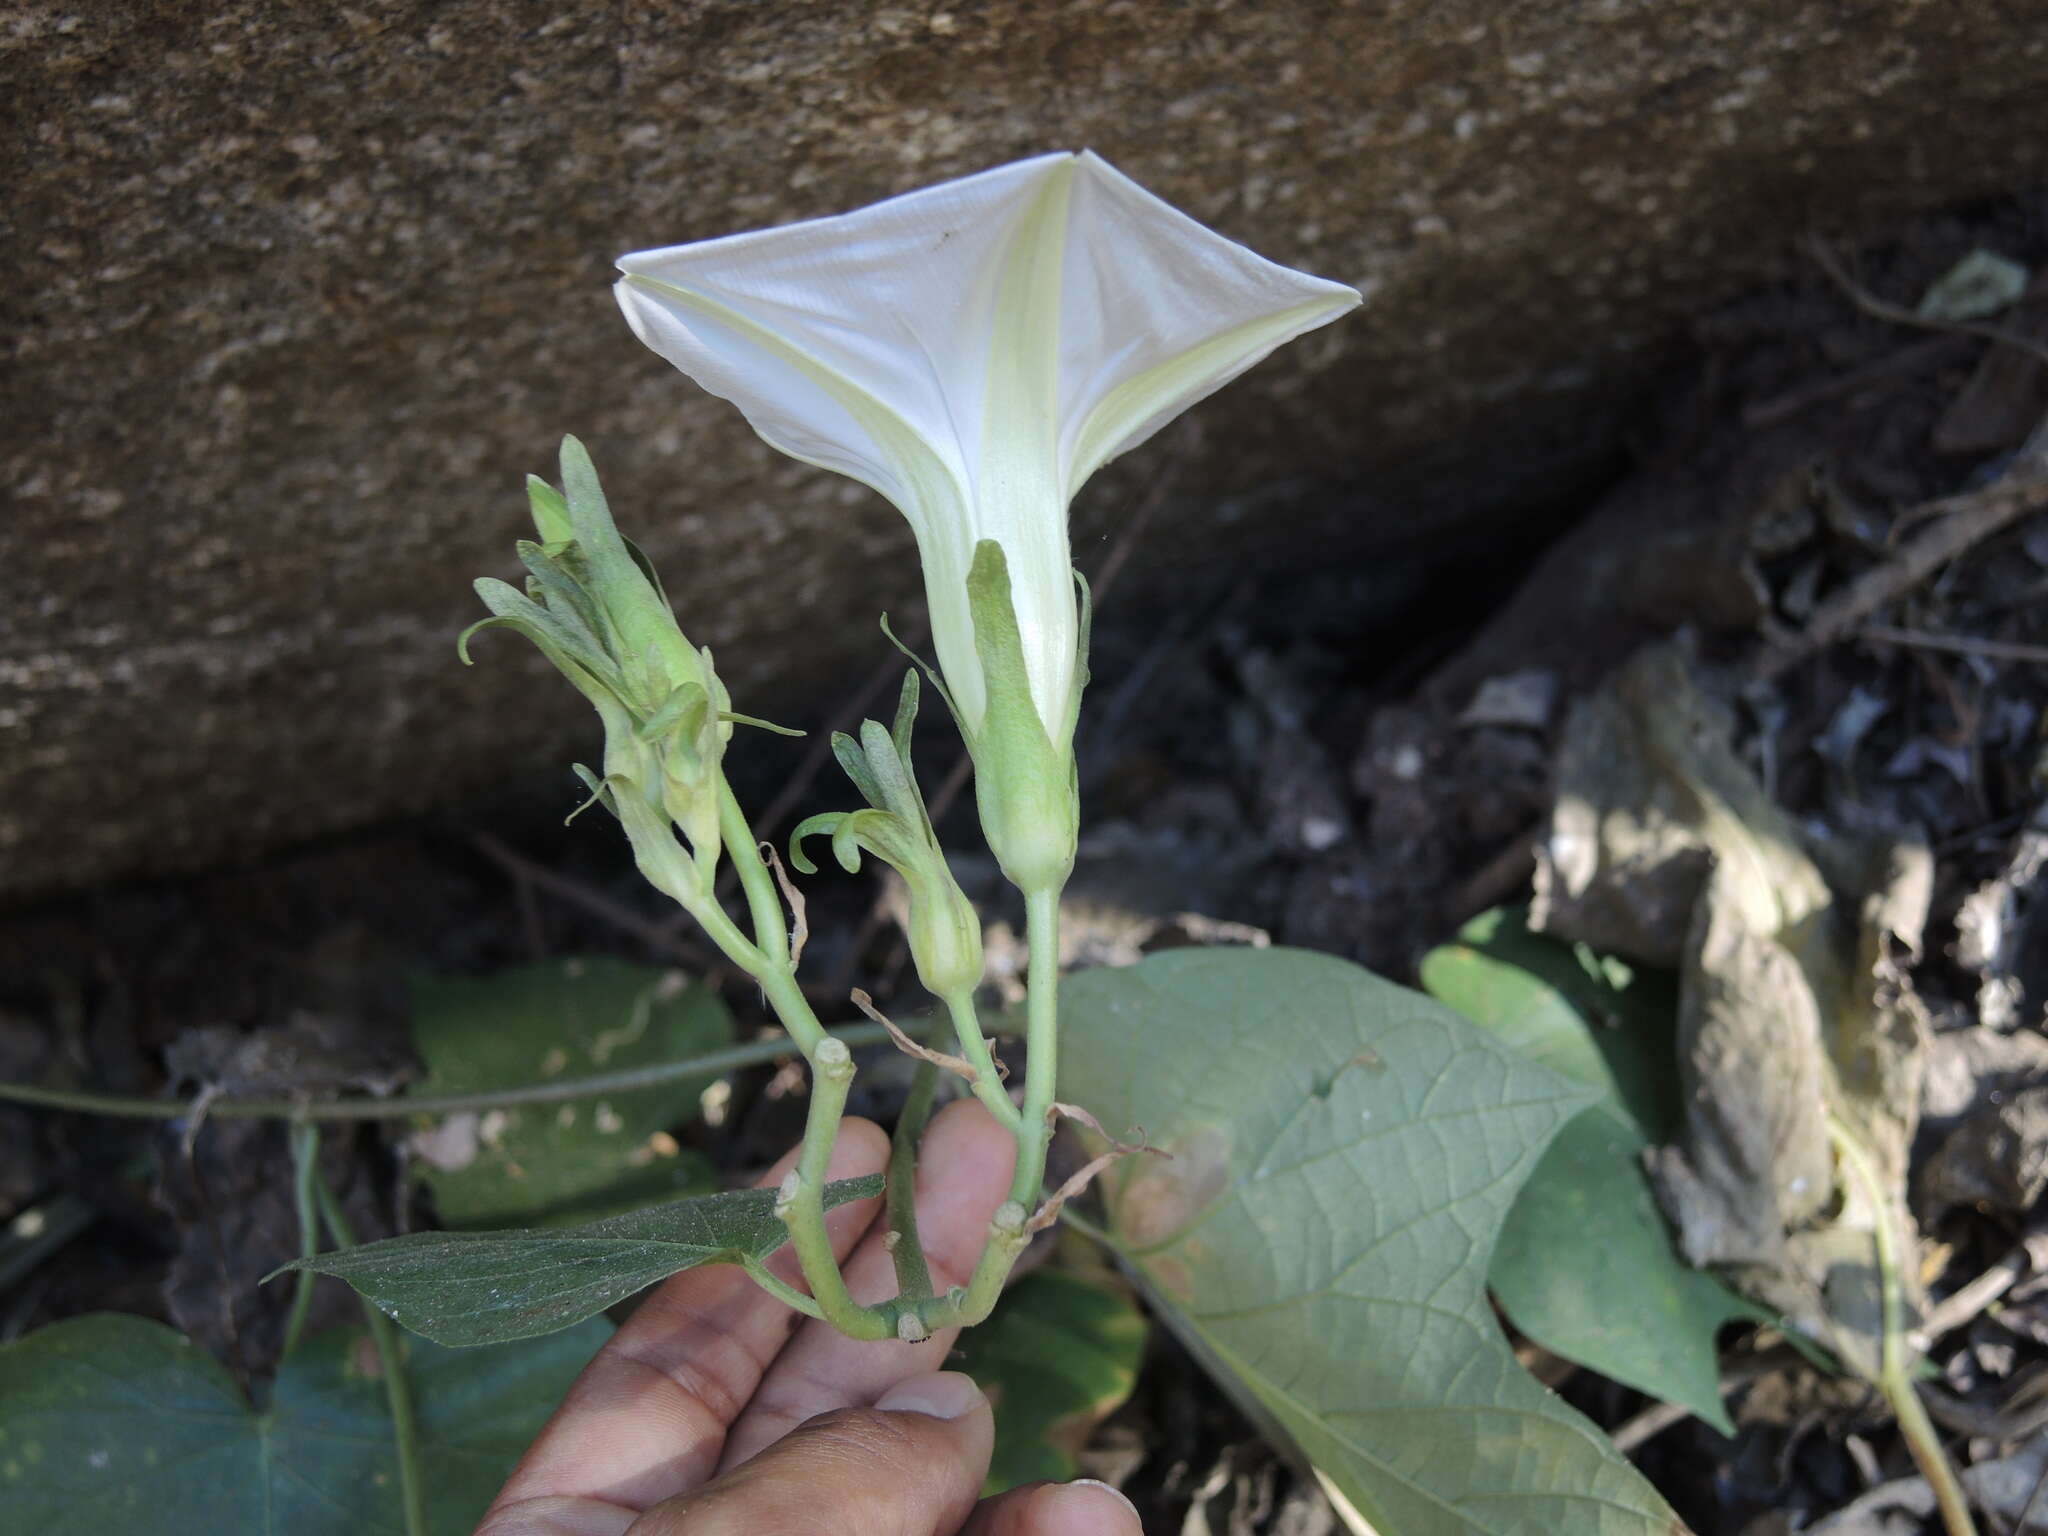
626 1372 994 1536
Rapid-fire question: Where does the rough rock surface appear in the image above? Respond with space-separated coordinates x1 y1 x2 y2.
7 1 2048 897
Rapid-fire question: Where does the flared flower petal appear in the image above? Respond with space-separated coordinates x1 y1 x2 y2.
615 151 1359 742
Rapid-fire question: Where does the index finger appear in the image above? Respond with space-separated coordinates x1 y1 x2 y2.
479 1116 890 1526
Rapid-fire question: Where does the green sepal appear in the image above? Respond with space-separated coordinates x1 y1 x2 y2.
963 540 1078 895
787 812 838 875
468 577 618 695
890 669 921 764
526 474 574 545
1067 569 1093 749
721 711 805 738
622 534 672 612
515 539 608 652
859 717 925 826
831 731 886 809
639 682 711 746
457 613 512 667
566 764 618 825
555 436 691 700
879 612 959 725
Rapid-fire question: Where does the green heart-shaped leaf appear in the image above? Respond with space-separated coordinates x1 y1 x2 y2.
406 958 729 1227
1061 946 1685 1536
1422 908 1756 1436
0 1312 607 1534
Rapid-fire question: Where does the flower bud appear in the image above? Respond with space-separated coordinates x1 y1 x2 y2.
463 436 735 879
791 671 986 998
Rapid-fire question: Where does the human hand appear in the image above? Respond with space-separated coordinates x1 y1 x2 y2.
476 1098 1143 1535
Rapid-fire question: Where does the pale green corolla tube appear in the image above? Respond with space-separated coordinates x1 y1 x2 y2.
613 150 1360 896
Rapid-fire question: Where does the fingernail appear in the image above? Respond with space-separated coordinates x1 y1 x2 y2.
875 1370 986 1421
1038 1479 1142 1533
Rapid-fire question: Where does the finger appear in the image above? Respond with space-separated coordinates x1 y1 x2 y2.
626 1371 993 1536
717 1097 1019 1469
961 1480 1145 1536
479 1116 891 1530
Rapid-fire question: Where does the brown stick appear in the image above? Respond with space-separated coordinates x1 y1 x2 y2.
849 988 982 1085
1027 1104 1168 1233
761 841 809 967
1857 625 2048 667
1754 437 2048 680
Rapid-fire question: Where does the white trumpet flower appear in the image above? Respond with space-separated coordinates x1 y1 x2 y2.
613 150 1360 754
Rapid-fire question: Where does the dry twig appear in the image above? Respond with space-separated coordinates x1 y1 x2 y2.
761 841 809 967
1805 235 2048 369
1858 625 2048 667
1755 427 2048 680
472 832 718 971
1744 333 1975 431
849 988 984 1086
1028 1102 1168 1234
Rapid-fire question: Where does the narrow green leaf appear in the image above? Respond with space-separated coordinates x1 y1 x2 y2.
275 1175 884 1347
1062 947 1684 1536
0 1312 607 1535
1421 908 1754 1436
955 1265 1148 1494
407 959 731 1228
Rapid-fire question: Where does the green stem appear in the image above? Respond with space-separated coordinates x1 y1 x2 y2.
886 1062 939 1302
313 1179 427 1536
712 784 832 1058
280 1122 322 1362
615 787 770 979
738 1258 826 1321
956 883 1062 1326
0 1021 937 1122
1831 1116 1976 1536
777 1038 892 1340
720 785 794 973
941 988 1022 1132
1012 884 1063 1205
754 967 828 1059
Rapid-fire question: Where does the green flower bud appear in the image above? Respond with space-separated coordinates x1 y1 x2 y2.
791 672 984 998
461 436 745 889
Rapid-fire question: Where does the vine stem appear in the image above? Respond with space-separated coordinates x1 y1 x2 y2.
955 882 1062 1327
1011 883 1063 1205
941 987 1023 1132
710 783 894 1335
886 1061 939 1303
777 1037 891 1339
1830 1116 1976 1536
313 1178 427 1536
0 1020 932 1122
279 1122 322 1362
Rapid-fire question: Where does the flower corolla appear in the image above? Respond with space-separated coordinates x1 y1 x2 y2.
613 151 1360 753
